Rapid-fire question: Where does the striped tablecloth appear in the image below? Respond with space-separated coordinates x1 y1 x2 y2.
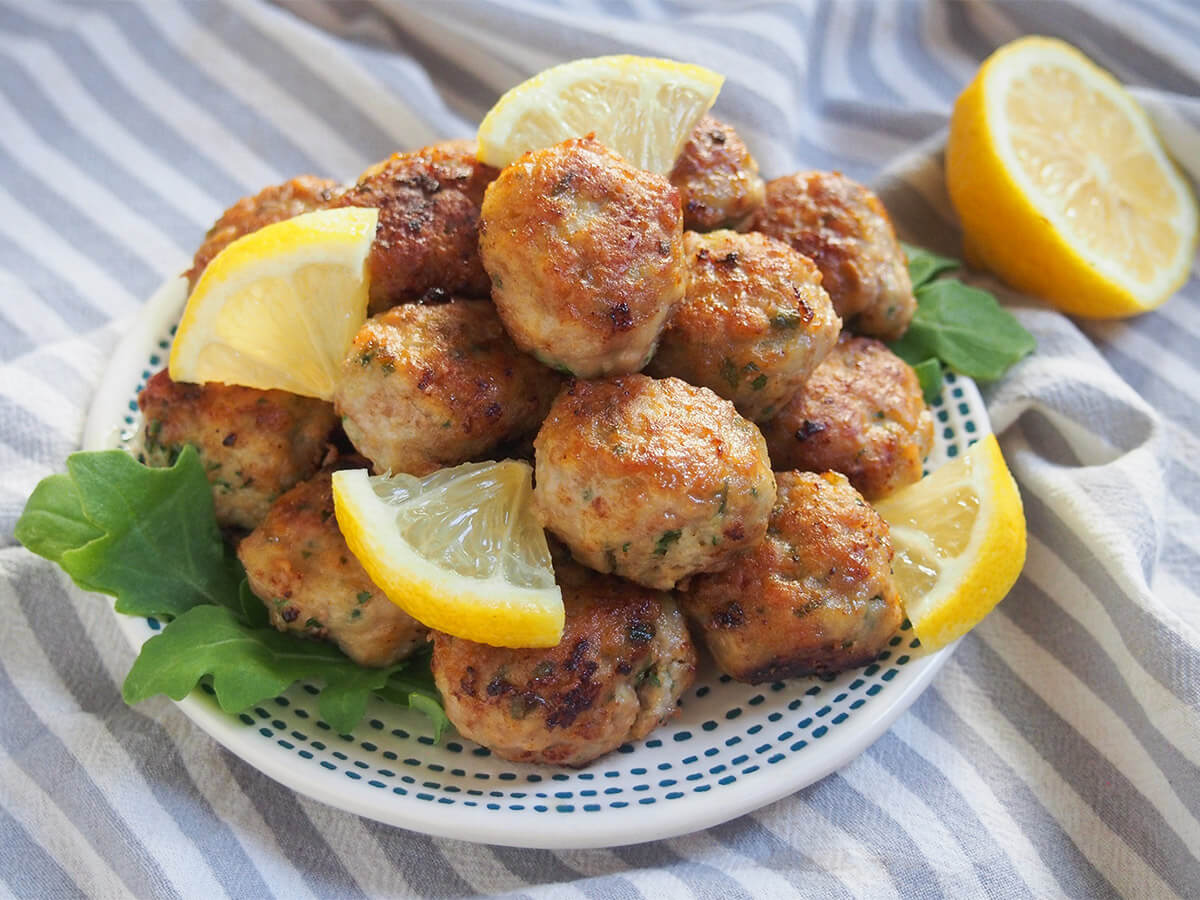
2 1 1198 896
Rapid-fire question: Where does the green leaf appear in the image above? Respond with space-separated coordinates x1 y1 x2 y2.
17 448 244 618
911 358 944 404
15 473 104 580
908 281 1036 381
902 242 959 290
374 660 451 741
122 604 442 735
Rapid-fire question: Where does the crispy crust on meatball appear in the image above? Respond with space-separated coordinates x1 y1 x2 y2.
137 369 338 531
681 470 903 683
749 171 915 341
238 460 428 667
330 141 498 313
333 299 561 475
479 136 686 377
645 230 841 421
761 335 933 500
431 564 696 767
669 115 765 232
186 175 340 288
533 375 776 590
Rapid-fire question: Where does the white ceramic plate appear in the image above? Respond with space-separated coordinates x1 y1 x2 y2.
82 275 988 849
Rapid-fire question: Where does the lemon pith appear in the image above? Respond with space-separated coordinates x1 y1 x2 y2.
874 434 1026 651
332 462 564 649
476 55 724 173
946 36 1197 318
169 207 378 399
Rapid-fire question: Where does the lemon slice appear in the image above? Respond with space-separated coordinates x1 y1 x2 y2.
169 207 378 400
946 36 1197 318
476 55 724 173
331 461 564 648
873 434 1026 651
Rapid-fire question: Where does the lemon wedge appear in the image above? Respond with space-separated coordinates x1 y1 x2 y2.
946 36 1197 318
169 207 377 400
873 434 1026 651
331 461 564 648
476 55 724 173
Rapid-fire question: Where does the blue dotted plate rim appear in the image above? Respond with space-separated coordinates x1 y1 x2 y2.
81 275 986 849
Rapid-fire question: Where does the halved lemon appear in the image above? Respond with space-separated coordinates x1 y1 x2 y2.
476 55 724 173
332 461 564 648
873 434 1026 651
947 36 1197 318
169 207 377 400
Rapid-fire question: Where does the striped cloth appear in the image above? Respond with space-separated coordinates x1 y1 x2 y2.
1 0 1197 895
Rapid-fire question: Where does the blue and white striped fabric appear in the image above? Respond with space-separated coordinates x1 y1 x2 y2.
2 1 1198 896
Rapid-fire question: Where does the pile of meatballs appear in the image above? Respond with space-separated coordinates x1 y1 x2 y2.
138 117 934 768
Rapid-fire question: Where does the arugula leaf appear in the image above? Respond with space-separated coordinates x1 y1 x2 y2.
906 280 1036 381
910 359 944 404
16 447 243 619
122 604 440 735
18 448 448 737
889 245 1035 391
374 660 451 741
902 242 959 290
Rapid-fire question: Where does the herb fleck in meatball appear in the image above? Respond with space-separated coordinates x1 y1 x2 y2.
238 460 427 667
479 136 686 377
681 470 903 683
646 230 841 421
749 171 915 341
186 175 340 289
431 563 696 767
669 115 765 232
333 299 560 475
761 335 933 500
330 140 498 313
138 369 338 531
533 375 776 590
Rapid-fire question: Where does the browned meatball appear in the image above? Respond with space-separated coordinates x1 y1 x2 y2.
431 563 697 766
238 460 427 667
333 300 560 475
645 230 841 421
533 375 776 590
749 171 915 341
138 369 338 531
479 137 686 377
186 175 340 288
681 470 903 683
329 140 498 313
669 115 765 232
761 335 934 500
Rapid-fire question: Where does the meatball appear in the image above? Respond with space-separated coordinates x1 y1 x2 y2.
138 369 338 531
333 299 560 475
749 171 915 341
238 460 427 667
479 136 686 377
431 563 697 766
329 140 498 313
645 230 841 422
669 115 765 232
681 470 903 683
533 375 776 590
761 335 934 500
186 175 339 288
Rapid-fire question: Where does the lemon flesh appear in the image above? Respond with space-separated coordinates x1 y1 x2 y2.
873 434 1026 651
332 461 564 649
169 207 378 400
947 36 1197 318
476 55 724 174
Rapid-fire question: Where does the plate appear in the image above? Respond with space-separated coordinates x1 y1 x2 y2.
82 274 988 849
